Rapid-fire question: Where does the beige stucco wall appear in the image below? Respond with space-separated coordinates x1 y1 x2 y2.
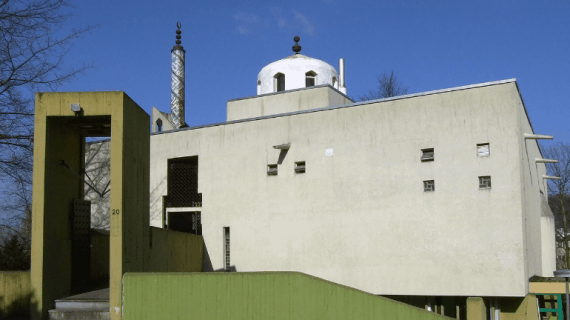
150 81 550 297
516 91 556 282
226 85 352 121
151 106 175 133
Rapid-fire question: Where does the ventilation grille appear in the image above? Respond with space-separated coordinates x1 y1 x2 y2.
479 176 491 189
267 164 278 176
477 143 490 157
421 148 434 162
295 161 306 173
424 180 435 192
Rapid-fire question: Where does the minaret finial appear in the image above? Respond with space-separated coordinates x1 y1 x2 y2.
292 36 301 54
175 22 182 46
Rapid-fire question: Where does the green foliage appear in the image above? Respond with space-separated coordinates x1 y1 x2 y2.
0 233 30 270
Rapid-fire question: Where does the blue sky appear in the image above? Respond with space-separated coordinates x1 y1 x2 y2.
57 0 570 147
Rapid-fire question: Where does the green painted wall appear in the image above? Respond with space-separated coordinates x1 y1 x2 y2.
0 271 32 318
123 272 453 320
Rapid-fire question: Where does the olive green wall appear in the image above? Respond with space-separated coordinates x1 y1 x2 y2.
148 227 203 272
0 271 32 318
32 92 204 320
32 92 151 320
122 272 453 320
499 295 539 320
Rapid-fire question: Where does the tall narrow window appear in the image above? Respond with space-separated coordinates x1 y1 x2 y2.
274 73 285 92
223 227 230 272
332 76 337 88
156 118 162 132
305 71 317 87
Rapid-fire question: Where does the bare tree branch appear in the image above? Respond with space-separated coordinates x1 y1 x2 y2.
0 0 94 269
359 70 408 101
543 142 570 269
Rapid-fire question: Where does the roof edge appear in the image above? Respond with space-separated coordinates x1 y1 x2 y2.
154 78 518 136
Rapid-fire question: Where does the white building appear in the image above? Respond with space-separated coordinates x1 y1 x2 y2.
147 39 556 305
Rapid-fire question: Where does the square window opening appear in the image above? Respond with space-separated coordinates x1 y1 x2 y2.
295 161 306 173
477 143 490 157
421 148 434 162
267 164 278 176
479 176 491 189
424 180 435 192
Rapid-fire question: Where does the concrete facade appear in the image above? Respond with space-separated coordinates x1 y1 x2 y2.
227 85 353 121
150 79 556 297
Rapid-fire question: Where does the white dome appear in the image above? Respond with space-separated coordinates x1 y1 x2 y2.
257 54 340 95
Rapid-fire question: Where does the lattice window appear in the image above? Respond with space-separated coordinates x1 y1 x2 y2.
479 176 491 189
224 227 230 272
166 156 202 207
424 180 435 192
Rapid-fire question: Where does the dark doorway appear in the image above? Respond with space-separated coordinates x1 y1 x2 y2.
168 211 202 235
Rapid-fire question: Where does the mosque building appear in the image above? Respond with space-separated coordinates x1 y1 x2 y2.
144 27 557 317
15 23 560 320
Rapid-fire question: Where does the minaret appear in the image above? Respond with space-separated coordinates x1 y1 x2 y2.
171 22 186 128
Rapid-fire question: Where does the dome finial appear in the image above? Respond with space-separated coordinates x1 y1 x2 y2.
175 22 182 45
292 36 301 54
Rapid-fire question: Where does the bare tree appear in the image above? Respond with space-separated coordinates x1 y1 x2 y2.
359 71 408 101
0 0 93 269
543 142 570 269
84 140 111 230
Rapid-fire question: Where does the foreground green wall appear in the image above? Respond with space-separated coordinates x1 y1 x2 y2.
0 271 32 318
123 272 452 320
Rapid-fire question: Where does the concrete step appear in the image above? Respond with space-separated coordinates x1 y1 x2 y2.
54 299 109 311
49 288 110 320
48 309 110 320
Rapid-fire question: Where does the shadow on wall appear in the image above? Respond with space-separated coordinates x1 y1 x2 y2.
0 271 33 319
0 292 34 319
202 242 236 272
203 242 213 272
149 176 167 223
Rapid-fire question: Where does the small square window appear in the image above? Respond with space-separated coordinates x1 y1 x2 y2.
479 176 491 189
267 164 278 176
421 148 434 162
295 161 306 173
424 180 435 192
477 143 490 157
